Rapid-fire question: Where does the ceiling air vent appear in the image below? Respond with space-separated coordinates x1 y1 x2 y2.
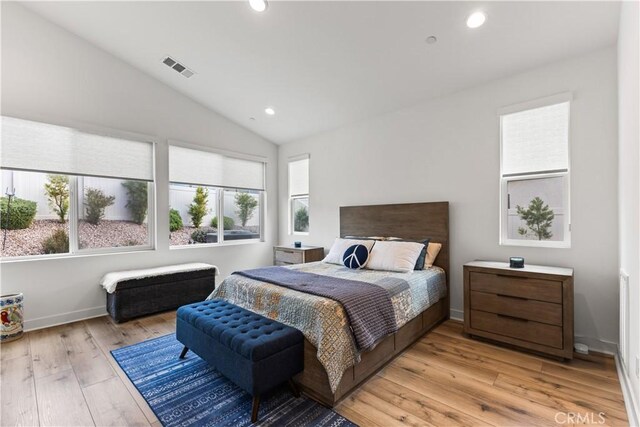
162 56 195 78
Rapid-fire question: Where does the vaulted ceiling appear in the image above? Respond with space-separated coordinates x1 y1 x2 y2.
23 1 620 144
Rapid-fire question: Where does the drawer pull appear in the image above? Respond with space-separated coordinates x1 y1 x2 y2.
497 314 529 322
496 293 529 301
496 274 528 280
281 250 294 254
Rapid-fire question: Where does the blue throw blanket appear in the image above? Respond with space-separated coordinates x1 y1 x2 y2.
233 267 397 351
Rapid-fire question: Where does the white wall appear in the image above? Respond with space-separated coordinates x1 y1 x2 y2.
618 0 640 423
279 47 619 352
0 2 278 329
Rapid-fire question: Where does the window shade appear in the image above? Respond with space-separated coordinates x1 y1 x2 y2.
501 102 569 176
288 156 309 197
1 116 154 181
169 145 265 191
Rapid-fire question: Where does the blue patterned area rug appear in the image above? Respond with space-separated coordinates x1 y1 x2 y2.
111 334 357 427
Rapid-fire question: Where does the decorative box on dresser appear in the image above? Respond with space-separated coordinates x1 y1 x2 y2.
273 245 324 266
463 261 574 360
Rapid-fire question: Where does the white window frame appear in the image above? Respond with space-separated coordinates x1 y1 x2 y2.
498 93 572 249
73 176 156 255
167 141 266 249
290 195 310 235
220 187 264 245
288 154 310 235
1 119 157 262
168 185 265 249
2 174 156 262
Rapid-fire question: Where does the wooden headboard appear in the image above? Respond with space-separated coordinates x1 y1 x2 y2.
339 201 450 287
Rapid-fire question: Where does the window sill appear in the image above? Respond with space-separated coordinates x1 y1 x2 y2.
1 246 156 264
170 239 264 250
292 232 309 236
500 239 571 249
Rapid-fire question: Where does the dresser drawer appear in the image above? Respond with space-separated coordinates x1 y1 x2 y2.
469 271 562 303
470 310 563 349
274 250 303 264
470 291 562 326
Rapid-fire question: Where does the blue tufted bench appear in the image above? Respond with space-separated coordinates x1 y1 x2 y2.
176 299 304 423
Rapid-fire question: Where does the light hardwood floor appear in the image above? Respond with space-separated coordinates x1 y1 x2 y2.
0 314 628 426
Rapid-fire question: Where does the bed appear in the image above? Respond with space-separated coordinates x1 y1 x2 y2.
210 201 450 406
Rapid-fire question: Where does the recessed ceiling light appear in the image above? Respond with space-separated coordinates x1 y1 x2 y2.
425 36 438 44
265 107 275 116
466 11 486 29
249 0 268 12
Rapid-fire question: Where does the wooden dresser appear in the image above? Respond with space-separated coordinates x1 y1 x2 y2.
463 261 574 360
273 245 324 266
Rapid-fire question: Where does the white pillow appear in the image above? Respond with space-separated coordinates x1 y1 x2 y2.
423 242 442 269
366 241 425 273
323 238 376 265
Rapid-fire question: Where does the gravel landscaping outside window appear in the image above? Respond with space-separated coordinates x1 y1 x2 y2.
170 227 195 246
78 220 148 249
1 220 68 257
1 219 149 257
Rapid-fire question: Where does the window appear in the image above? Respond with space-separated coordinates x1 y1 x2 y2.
77 177 151 249
224 188 261 240
1 116 155 259
168 144 265 246
169 184 219 245
288 155 309 234
1 170 71 257
499 94 571 247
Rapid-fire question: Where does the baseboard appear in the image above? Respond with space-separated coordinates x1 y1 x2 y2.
573 335 619 356
450 308 464 321
23 306 107 331
616 353 640 426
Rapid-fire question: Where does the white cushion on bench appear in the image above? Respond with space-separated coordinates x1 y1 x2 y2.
101 263 218 294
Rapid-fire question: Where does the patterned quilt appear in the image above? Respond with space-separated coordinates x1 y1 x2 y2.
233 266 398 351
208 262 447 393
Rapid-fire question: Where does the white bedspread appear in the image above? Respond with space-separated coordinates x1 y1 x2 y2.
100 263 218 293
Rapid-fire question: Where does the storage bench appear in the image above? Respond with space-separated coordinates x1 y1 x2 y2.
102 264 217 323
176 299 304 423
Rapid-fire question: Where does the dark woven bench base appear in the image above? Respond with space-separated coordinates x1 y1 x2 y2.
106 269 216 323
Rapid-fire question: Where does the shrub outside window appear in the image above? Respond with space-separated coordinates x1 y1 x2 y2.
223 189 261 241
1 170 71 257
0 116 155 259
169 184 218 245
77 177 151 250
499 94 571 248
168 144 265 247
288 155 309 234
291 196 309 233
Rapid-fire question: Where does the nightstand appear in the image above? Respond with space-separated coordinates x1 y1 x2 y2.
273 245 324 266
463 261 574 360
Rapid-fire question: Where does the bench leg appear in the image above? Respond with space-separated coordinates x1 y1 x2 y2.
179 346 189 359
251 395 260 423
288 379 300 398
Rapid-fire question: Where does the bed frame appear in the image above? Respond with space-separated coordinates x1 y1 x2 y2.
293 201 450 407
